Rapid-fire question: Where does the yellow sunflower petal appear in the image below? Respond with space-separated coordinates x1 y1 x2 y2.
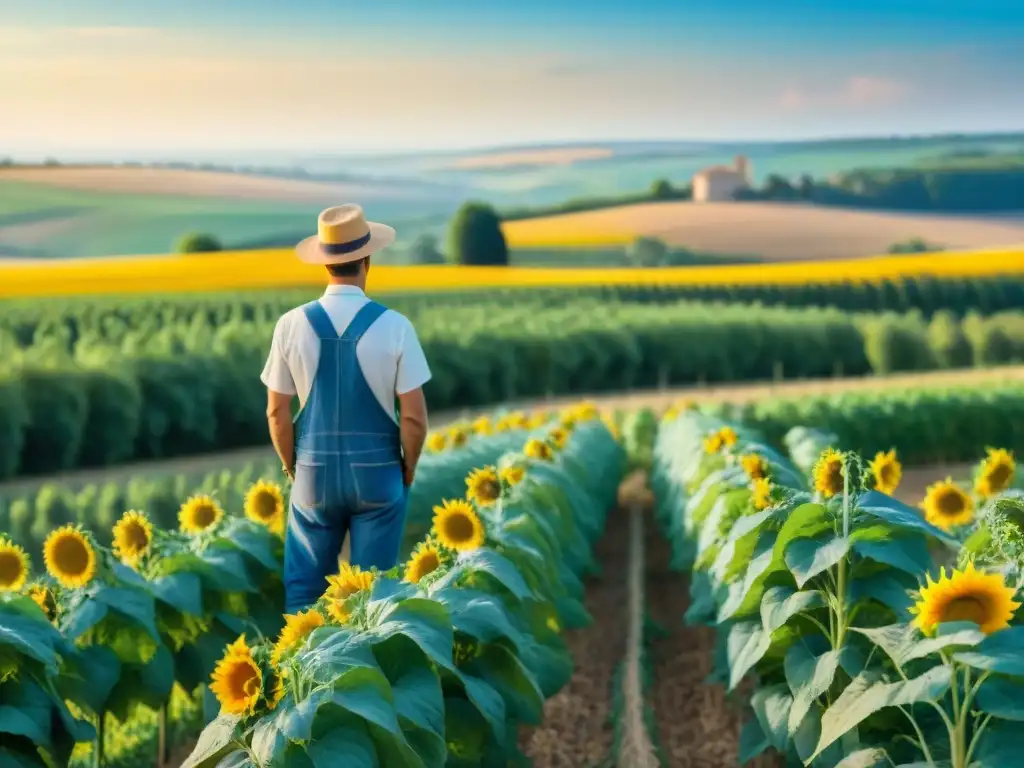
0 538 30 592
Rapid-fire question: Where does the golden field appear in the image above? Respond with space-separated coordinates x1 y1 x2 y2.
2 246 1024 299
501 201 1024 259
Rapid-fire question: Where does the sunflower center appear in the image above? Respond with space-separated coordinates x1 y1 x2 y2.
252 492 278 520
878 464 897 485
192 504 218 529
121 522 149 552
228 660 260 699
0 552 24 587
414 552 440 579
986 463 1013 490
941 596 990 626
444 513 476 543
475 480 500 502
936 489 967 517
53 536 90 576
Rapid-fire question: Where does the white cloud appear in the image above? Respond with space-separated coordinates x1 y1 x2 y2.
778 76 908 110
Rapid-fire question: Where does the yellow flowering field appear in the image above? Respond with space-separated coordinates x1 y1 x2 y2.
1 246 1023 299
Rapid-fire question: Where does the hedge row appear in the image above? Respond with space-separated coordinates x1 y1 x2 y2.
3 300 1024 479
713 382 1024 466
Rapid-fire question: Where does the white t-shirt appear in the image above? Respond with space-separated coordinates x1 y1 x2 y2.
260 285 431 424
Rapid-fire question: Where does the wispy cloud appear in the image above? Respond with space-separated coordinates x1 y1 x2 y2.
779 75 908 110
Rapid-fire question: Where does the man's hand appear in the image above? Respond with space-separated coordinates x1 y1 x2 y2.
283 463 295 483
398 387 428 490
402 461 415 487
267 389 296 482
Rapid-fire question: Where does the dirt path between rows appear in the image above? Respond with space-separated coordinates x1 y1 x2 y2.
4 365 1020 496
519 505 630 767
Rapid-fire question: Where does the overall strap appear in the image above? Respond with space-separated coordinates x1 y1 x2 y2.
301 300 338 340
340 301 387 343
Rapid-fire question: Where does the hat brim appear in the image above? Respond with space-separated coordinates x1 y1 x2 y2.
295 221 396 265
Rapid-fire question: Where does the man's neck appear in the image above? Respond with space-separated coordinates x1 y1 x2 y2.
327 279 366 291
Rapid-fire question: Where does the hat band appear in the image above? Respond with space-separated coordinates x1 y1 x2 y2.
321 231 371 255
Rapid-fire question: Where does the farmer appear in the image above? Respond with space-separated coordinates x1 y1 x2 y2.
261 204 431 613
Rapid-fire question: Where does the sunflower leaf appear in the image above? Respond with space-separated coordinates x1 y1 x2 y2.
953 626 1024 675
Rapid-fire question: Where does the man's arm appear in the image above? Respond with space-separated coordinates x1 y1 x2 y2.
398 387 428 487
267 389 296 480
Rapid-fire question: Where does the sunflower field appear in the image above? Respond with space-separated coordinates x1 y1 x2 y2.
651 406 1024 767
0 403 624 767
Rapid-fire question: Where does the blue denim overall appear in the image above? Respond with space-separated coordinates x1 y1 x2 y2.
283 299 407 613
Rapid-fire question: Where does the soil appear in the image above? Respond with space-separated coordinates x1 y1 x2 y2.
519 505 631 767
644 509 747 767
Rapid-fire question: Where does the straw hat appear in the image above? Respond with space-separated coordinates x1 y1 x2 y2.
296 204 396 265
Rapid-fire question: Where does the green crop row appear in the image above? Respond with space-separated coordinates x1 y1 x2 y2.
651 409 1024 767
711 381 1024 466
0 409 623 768
6 290 1024 480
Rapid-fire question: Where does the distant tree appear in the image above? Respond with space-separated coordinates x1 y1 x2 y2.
887 237 943 254
650 179 674 199
627 236 669 267
0 157 12 167
43 157 61 167
763 174 795 199
407 234 446 265
798 174 816 199
447 202 508 266
175 232 223 253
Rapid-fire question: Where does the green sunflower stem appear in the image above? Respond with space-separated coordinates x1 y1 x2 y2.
158 704 168 767
94 709 105 768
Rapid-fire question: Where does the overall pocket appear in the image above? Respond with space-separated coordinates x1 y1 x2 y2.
349 460 403 510
292 460 327 511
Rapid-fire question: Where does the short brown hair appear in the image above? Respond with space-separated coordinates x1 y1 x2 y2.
326 257 368 277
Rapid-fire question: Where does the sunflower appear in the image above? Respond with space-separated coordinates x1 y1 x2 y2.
270 609 325 666
325 597 351 625
0 538 30 592
500 465 526 487
524 438 554 462
178 495 224 535
975 448 1016 498
812 448 846 499
267 669 287 709
703 433 724 455
911 562 1020 635
471 416 493 436
432 499 486 552
568 402 599 421
404 541 444 584
662 405 679 422
869 450 903 495
601 414 620 440
210 635 263 716
527 411 549 430
466 466 501 506
718 426 738 448
921 478 975 531
426 432 448 453
752 478 773 511
448 427 470 449
244 480 286 534
548 427 570 450
111 510 153 567
43 526 97 589
28 583 56 621
325 561 375 600
739 454 769 481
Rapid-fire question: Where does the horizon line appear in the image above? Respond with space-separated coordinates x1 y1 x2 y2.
4 128 1024 164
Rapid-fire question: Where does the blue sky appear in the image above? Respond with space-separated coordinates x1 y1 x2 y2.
2 0 1022 156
